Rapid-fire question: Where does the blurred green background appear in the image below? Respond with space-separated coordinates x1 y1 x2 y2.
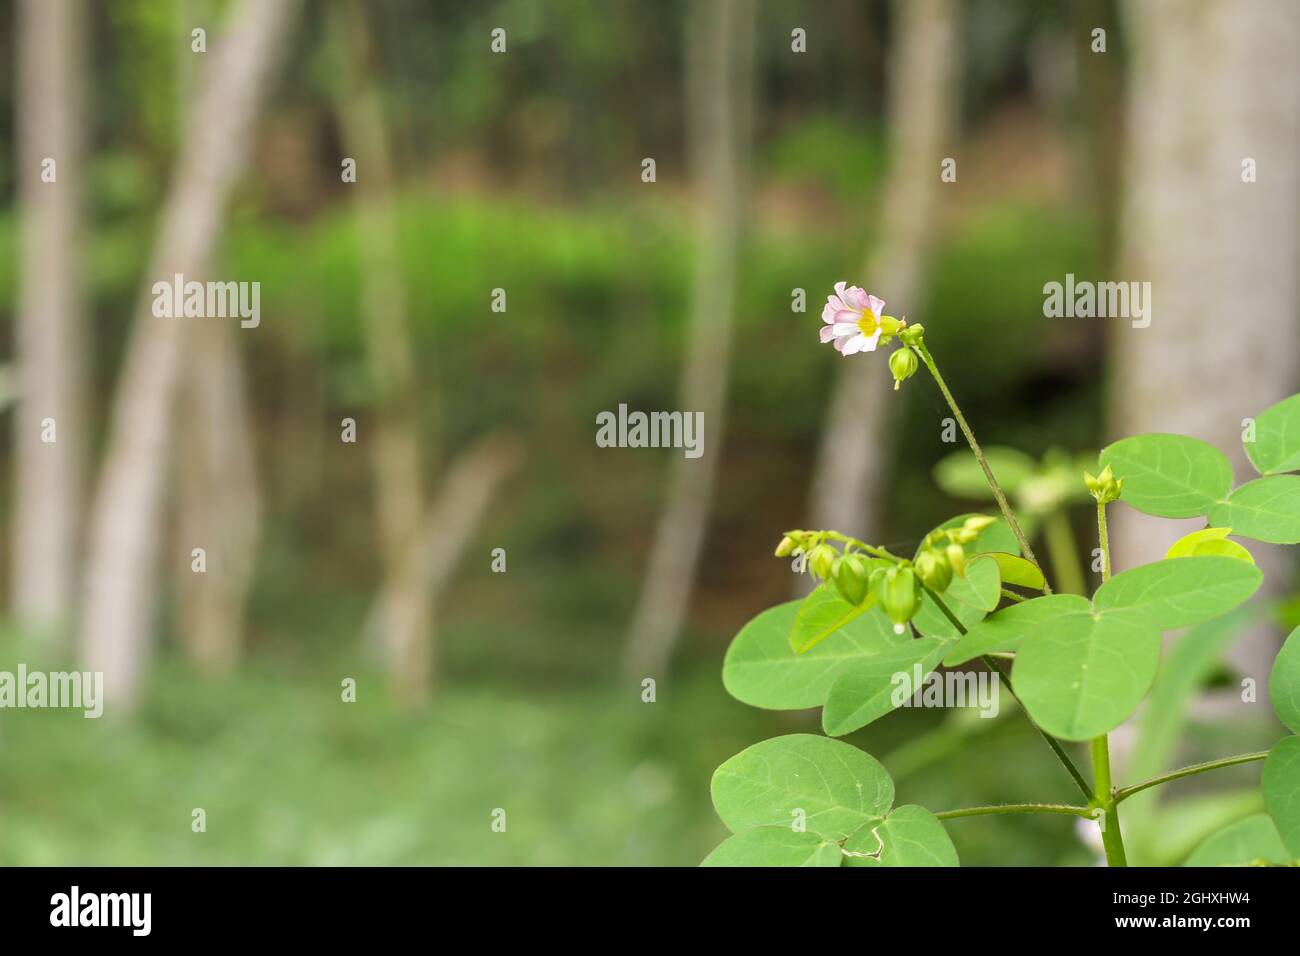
0 0 1294 865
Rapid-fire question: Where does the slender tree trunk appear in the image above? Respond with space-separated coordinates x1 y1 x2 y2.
173 320 262 673
803 0 958 585
79 0 299 712
332 2 522 702
1114 0 1299 686
363 436 522 701
622 0 754 680
12 0 86 643
329 0 426 669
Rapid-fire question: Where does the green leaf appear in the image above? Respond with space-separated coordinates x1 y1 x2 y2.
1262 736 1300 858
701 828 843 867
1099 434 1233 518
1269 626 1300 735
947 555 1001 612
710 734 893 841
790 583 876 654
943 594 1090 666
842 806 958 867
985 551 1045 590
723 601 906 711
933 448 1036 501
1012 606 1161 741
911 587 986 641
821 638 951 736
1209 475 1300 544
1183 814 1291 867
1165 527 1254 565
1246 392 1300 476
1093 556 1262 631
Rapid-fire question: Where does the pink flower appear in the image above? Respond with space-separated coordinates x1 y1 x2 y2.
820 282 886 355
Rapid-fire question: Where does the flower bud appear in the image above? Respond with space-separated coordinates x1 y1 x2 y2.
888 348 919 390
946 542 967 577
1084 465 1124 504
962 515 997 535
774 534 799 558
875 565 921 632
808 543 837 580
900 323 925 347
915 549 953 593
832 553 872 606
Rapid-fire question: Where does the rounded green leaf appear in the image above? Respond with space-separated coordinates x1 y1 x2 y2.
1183 814 1291 867
1099 433 1232 518
1012 606 1161 741
986 551 1045 590
1262 736 1300 858
821 637 950 737
943 594 1090 666
1164 527 1255 565
723 601 905 711
790 583 876 654
1208 475 1300 544
842 806 958 867
1269 626 1300 735
912 587 986 640
947 555 1001 613
933 448 1036 501
1246 392 1300 476
701 828 843 867
710 734 894 841
1093 556 1262 631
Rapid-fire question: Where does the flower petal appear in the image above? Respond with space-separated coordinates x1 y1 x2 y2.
867 294 885 318
841 333 869 356
860 328 883 352
841 286 870 311
831 321 860 336
819 324 838 343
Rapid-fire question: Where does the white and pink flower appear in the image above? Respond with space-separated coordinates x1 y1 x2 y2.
820 282 887 356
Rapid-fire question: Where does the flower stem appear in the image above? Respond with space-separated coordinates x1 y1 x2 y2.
936 803 1093 821
1096 501 1111 582
921 584 1091 801
1090 735 1128 867
912 342 1051 594
1113 751 1271 803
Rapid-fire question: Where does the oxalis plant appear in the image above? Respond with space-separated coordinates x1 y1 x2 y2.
702 282 1300 867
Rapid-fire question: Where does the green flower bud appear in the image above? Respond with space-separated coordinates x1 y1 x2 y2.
808 543 837 580
875 565 921 633
832 553 872 606
946 543 967 577
774 534 799 558
1084 465 1124 504
888 348 919 390
962 515 997 535
900 323 925 347
915 549 953 593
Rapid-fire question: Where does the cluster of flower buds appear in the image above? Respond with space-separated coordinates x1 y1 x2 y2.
913 514 997 594
1084 464 1124 505
775 531 887 610
888 324 927 391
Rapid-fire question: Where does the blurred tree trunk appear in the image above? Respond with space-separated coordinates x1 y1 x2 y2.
332 2 521 702
80 0 299 713
173 321 262 673
622 0 754 681
1114 0 1300 686
802 0 958 588
12 0 86 643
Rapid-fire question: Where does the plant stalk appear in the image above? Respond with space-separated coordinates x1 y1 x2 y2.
1091 735 1128 866
1114 751 1270 803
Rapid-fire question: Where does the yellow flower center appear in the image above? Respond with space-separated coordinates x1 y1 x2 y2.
856 313 880 337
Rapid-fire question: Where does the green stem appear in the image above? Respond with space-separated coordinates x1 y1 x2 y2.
912 342 1051 594
1090 735 1128 867
921 584 1092 801
936 803 1093 821
1044 509 1086 595
1000 588 1027 603
1114 751 1270 804
1096 501 1111 583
